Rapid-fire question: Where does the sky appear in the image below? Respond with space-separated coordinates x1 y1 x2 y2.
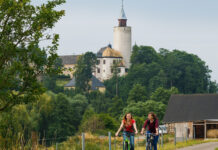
33 0 218 81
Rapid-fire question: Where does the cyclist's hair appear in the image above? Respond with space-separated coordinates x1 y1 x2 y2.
123 113 133 125
148 112 157 120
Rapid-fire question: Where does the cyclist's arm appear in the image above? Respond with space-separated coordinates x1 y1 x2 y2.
116 121 124 136
156 128 159 135
141 120 147 134
155 119 159 135
133 122 138 134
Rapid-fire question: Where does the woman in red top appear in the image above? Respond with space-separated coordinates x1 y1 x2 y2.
115 113 138 150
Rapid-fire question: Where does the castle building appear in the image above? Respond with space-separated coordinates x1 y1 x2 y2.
60 1 132 89
94 1 132 81
114 2 132 69
94 44 126 81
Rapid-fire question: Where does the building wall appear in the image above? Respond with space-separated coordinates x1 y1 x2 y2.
62 64 75 78
98 87 106 93
113 26 132 68
165 122 193 141
64 87 75 90
95 57 125 81
175 122 193 140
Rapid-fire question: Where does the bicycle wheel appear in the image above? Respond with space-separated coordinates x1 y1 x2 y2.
123 141 127 150
146 142 150 150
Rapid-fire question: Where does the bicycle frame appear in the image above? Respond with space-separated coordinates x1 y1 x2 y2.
145 133 156 150
123 132 133 150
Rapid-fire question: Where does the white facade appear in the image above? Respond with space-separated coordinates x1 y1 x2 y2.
113 24 132 69
95 57 125 81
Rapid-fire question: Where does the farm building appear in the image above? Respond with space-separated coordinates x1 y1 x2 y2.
163 94 218 141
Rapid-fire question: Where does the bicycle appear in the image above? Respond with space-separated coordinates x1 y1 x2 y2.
145 133 156 150
123 132 134 150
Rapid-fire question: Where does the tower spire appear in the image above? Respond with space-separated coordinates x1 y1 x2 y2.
118 0 127 27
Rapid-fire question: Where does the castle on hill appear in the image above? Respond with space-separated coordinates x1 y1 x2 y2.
60 1 132 91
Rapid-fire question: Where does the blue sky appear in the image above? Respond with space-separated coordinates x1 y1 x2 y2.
33 0 218 81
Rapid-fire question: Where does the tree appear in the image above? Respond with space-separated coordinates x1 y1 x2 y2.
131 45 160 65
127 84 147 103
46 93 76 142
88 91 112 113
0 0 65 111
123 100 166 122
108 96 124 119
148 69 167 92
69 94 88 128
74 52 97 93
42 57 64 93
150 87 179 105
208 81 218 93
162 50 211 93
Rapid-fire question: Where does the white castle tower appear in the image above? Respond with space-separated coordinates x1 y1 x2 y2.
113 0 132 69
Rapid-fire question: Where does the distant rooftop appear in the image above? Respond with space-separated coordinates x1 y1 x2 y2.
97 45 123 58
163 94 218 123
64 76 105 90
59 55 79 65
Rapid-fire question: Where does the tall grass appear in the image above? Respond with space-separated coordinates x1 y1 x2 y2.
46 133 218 150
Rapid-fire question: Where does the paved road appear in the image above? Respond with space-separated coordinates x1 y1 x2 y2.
178 142 218 150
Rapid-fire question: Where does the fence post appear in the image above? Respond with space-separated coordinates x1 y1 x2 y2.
114 136 116 150
56 143 58 150
137 135 139 148
109 132 112 150
161 128 163 148
159 129 161 148
186 127 188 142
182 133 184 142
174 127 176 146
193 126 196 139
82 133 85 150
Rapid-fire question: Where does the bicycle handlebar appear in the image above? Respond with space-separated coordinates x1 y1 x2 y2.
144 133 157 136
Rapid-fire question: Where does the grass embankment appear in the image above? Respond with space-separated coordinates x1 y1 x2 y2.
46 133 218 150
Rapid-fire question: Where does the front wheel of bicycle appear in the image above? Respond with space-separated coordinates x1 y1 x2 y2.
124 141 128 150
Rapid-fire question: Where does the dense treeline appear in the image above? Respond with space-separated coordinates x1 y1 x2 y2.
105 45 217 102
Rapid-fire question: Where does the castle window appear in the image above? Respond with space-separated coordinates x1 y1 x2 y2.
97 60 100 65
113 60 116 64
118 68 121 73
125 68 128 73
103 60 106 64
97 68 100 73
